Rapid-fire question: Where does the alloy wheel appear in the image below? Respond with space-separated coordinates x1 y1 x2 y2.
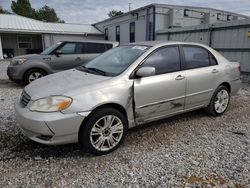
28 72 43 83
214 89 229 113
90 115 124 151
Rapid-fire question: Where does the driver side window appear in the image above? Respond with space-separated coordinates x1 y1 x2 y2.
59 42 77 54
141 46 181 75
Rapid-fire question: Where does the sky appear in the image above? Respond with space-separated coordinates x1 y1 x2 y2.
1 0 250 24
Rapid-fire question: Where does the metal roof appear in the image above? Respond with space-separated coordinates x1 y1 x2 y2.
0 14 102 35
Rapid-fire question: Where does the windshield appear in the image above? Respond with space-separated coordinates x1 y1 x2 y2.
41 42 62 55
78 45 149 76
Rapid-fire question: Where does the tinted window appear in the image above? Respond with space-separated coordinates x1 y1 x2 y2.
142 46 181 75
41 42 62 55
183 46 210 69
209 53 218 66
60 43 76 54
83 43 106 54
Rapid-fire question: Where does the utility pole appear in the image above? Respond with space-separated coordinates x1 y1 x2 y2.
129 3 131 11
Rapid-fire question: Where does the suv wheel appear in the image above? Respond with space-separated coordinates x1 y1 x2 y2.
24 69 47 85
79 108 127 155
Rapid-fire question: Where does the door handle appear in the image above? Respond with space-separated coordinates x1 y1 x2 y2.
175 75 185 80
212 69 219 73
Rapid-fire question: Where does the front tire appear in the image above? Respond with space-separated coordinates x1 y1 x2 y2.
79 108 127 155
205 85 230 116
24 69 47 85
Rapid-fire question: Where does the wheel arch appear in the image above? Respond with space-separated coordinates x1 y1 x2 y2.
78 103 128 141
23 67 48 82
219 82 231 93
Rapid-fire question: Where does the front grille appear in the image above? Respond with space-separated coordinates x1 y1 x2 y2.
20 90 31 107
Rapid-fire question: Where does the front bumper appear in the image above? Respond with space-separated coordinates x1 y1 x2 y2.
15 99 89 145
7 66 24 81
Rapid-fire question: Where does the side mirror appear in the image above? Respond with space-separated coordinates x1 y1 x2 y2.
54 50 62 57
136 66 156 78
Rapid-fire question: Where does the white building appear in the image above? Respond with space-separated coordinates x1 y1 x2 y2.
94 4 249 44
0 14 103 59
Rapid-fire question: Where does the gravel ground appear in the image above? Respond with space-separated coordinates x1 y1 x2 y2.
0 61 10 80
0 61 249 187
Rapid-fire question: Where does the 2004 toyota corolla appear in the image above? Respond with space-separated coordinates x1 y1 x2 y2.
15 41 241 155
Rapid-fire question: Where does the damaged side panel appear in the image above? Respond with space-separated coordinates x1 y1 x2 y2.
133 71 186 125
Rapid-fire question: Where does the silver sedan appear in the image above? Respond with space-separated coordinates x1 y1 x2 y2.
15 41 241 155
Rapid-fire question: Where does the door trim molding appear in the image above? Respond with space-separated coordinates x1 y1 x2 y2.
186 89 213 98
136 95 185 109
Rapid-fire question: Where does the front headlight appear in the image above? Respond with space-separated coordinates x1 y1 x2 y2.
12 58 27 66
29 96 72 112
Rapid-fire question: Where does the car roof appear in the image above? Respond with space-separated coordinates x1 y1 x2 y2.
122 41 208 48
60 40 119 45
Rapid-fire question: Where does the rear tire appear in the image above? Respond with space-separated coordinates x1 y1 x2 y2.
24 69 47 85
79 108 127 155
205 85 230 116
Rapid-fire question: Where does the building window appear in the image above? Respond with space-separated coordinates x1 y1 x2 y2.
105 28 108 40
184 9 189 17
18 36 32 49
217 13 222 20
148 21 152 41
130 22 135 43
227 15 232 21
116 26 120 42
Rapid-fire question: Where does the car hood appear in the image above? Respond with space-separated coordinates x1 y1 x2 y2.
25 69 112 100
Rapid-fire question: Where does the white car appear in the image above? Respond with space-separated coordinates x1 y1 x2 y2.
15 41 241 155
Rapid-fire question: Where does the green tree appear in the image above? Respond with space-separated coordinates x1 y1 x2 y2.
11 0 36 19
0 6 11 14
11 0 64 22
36 5 64 23
108 10 124 18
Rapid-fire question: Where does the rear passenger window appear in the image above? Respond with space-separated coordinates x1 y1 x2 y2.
141 46 181 75
183 46 210 69
209 53 218 66
82 43 106 54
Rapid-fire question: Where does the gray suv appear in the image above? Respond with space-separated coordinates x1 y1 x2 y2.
7 40 119 85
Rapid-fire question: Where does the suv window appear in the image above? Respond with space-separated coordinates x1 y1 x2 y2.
82 43 107 54
60 42 77 54
141 46 181 75
183 46 211 69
